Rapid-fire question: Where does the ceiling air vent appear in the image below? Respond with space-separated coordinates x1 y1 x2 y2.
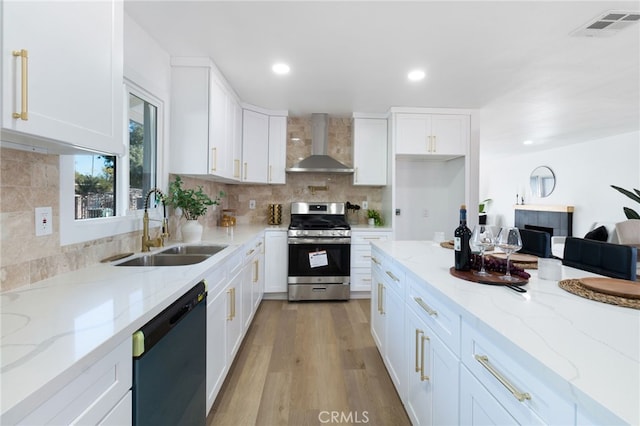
571 10 640 37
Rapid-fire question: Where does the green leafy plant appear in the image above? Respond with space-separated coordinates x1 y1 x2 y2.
165 175 224 220
367 209 384 226
611 185 640 219
479 198 492 214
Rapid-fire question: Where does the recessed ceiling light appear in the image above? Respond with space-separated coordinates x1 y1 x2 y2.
523 140 534 145
407 70 426 82
272 63 290 75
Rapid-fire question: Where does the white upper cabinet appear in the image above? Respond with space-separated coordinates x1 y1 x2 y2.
241 109 269 183
2 0 124 155
395 113 469 157
352 116 388 186
268 115 287 184
169 58 239 181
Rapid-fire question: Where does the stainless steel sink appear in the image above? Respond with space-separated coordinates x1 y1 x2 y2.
159 244 228 256
115 254 211 267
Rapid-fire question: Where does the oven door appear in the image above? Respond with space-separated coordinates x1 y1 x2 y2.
288 237 350 282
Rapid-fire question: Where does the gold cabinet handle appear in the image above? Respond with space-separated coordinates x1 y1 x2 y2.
386 270 400 282
12 49 29 120
380 283 385 315
211 147 217 172
354 167 358 183
244 162 248 180
414 297 438 317
253 259 259 282
432 135 437 152
475 355 531 402
371 256 381 265
415 329 423 372
234 159 240 178
420 335 430 381
246 248 255 256
232 287 236 319
227 288 233 320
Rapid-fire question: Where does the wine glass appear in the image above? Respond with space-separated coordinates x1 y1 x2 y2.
495 227 523 282
471 225 495 276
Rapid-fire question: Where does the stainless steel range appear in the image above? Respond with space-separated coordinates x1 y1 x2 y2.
287 202 351 301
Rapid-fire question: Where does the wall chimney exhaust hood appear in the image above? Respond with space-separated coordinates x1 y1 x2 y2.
286 113 354 174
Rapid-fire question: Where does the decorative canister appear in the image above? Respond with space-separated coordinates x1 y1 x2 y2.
220 209 237 227
268 204 282 225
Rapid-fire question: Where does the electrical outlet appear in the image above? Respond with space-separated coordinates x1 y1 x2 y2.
249 200 256 210
35 207 52 236
362 201 368 209
423 209 429 217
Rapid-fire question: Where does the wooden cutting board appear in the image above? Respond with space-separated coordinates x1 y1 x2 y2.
490 252 538 263
578 277 640 299
449 267 528 286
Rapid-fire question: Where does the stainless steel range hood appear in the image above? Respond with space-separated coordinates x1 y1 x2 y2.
285 113 354 173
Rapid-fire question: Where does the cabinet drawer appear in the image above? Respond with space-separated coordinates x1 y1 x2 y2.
226 249 243 277
19 338 132 425
406 274 461 355
371 250 404 298
351 231 391 245
351 267 373 292
461 322 574 425
351 244 373 268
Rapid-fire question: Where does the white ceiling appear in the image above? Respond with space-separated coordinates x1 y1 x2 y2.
124 1 640 157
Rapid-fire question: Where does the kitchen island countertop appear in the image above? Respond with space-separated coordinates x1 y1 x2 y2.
372 240 639 425
0 225 265 424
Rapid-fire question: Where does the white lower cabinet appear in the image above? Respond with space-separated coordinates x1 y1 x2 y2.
264 229 287 294
242 236 264 330
370 252 386 351
351 229 391 293
460 366 518 425
405 305 459 425
16 338 132 425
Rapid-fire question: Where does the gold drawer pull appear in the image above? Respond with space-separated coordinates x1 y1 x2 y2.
211 147 217 172
475 355 531 402
12 49 29 120
414 297 438 317
415 329 423 372
371 256 381 265
420 334 430 381
386 270 400 282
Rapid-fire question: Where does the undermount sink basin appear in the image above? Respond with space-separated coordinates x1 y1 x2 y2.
159 244 228 256
115 254 211 267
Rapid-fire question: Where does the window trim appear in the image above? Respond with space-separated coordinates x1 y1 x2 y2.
60 80 165 246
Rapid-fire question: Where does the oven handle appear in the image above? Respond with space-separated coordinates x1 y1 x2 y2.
288 237 351 245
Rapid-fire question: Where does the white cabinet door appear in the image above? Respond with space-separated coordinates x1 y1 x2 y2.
210 75 234 179
352 118 388 185
384 282 406 400
252 238 264 312
2 0 123 154
406 307 460 426
231 101 243 180
268 115 287 184
242 109 269 183
350 230 391 292
460 366 517 426
206 266 229 413
226 270 243 360
265 230 288 293
395 114 431 154
431 114 468 156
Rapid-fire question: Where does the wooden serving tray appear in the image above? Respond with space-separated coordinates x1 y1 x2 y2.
449 267 528 286
489 252 538 263
578 277 640 299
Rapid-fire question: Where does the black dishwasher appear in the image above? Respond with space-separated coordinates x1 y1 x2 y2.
132 281 207 426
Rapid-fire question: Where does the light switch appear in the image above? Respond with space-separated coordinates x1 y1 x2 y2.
35 207 52 236
362 201 368 209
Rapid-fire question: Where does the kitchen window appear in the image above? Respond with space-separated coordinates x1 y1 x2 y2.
60 80 164 245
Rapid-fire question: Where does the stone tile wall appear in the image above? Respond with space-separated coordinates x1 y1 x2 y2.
0 116 383 290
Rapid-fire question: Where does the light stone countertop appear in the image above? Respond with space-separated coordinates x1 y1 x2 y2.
372 240 640 425
0 225 266 424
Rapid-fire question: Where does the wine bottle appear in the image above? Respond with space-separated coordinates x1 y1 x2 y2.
454 204 472 271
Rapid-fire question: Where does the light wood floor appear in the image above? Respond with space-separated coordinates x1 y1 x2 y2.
207 299 411 426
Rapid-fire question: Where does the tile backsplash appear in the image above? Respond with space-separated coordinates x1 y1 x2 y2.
1 116 383 290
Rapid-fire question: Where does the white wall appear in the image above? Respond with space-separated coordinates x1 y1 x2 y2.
480 131 640 237
395 157 465 241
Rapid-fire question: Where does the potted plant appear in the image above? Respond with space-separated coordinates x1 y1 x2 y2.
367 209 384 227
165 175 224 242
479 198 492 224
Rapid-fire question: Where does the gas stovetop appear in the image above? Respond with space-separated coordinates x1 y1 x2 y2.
288 202 351 237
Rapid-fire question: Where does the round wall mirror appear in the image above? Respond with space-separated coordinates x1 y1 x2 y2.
530 166 556 198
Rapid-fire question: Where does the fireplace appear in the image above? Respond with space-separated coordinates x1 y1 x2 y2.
514 205 574 237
